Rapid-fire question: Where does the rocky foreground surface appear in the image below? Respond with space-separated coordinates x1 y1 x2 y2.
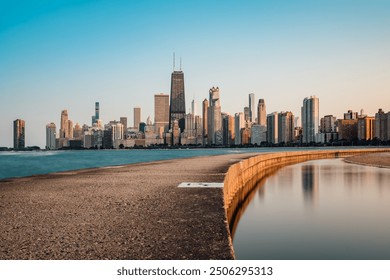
0 153 256 260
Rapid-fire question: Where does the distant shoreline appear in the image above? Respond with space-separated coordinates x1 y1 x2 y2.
344 152 390 168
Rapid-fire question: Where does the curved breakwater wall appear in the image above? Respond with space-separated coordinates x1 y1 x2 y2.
223 148 390 243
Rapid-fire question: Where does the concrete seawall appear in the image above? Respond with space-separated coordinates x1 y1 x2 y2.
223 148 390 244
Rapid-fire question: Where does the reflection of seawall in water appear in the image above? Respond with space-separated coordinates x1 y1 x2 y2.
228 166 278 239
223 148 390 255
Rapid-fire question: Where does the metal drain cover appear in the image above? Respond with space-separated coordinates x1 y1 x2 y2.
178 182 224 188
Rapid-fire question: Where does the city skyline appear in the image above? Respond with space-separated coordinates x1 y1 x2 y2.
1 0 390 147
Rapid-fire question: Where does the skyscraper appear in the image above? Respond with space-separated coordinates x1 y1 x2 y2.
154 93 169 137
169 70 186 131
46 122 56 150
134 107 141 130
234 112 245 145
301 96 319 143
244 107 250 121
120 117 128 139
92 102 100 125
207 87 222 145
278 111 294 143
257 99 266 126
267 112 279 144
249 93 255 122
95 102 100 120
60 110 68 138
13 119 25 150
191 99 197 116
375 109 390 141
202 98 209 145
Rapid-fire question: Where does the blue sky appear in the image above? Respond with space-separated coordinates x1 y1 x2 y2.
1 0 389 147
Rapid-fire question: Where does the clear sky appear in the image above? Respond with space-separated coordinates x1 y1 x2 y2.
1 0 389 148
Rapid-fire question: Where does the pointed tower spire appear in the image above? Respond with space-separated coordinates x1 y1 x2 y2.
173 52 176 71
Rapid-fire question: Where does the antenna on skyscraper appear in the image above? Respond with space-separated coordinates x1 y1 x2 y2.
180 57 182 70
173 52 176 71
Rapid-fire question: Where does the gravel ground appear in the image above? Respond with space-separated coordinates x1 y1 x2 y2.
0 153 256 260
345 152 390 168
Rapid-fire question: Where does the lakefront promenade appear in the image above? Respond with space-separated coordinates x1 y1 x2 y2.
1 148 389 260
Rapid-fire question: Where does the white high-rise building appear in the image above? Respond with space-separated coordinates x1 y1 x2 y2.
301 96 319 143
112 122 124 141
191 99 197 116
207 87 222 145
46 123 56 150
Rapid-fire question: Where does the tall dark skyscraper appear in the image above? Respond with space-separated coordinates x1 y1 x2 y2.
92 102 99 125
13 119 25 150
95 102 100 120
169 69 186 131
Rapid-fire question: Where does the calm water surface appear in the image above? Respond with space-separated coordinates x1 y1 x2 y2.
233 159 390 259
0 148 275 179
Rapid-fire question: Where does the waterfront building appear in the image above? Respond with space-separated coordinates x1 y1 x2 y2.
207 87 222 145
120 117 128 139
185 113 196 139
191 99 197 116
13 119 25 150
202 98 209 145
92 102 100 125
83 134 94 149
251 124 265 145
195 115 203 144
318 115 338 143
46 122 56 150
172 119 180 145
67 120 74 139
375 109 389 141
244 106 250 122
320 115 337 133
102 128 113 149
267 112 279 144
139 122 146 133
241 127 250 145
301 96 319 143
257 99 266 126
337 119 358 141
169 69 186 132
146 116 152 125
73 123 82 139
278 111 294 144
95 102 100 119
234 112 245 145
249 93 256 123
358 116 375 141
134 107 141 130
60 110 69 138
154 93 169 138
344 110 358 120
222 114 235 145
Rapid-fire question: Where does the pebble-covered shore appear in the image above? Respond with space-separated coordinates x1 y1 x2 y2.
0 153 256 260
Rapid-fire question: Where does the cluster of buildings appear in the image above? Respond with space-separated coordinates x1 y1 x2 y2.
10 64 390 150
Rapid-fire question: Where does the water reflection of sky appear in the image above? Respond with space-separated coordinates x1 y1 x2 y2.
233 159 390 260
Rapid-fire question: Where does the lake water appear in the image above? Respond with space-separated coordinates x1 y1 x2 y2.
0 148 275 180
0 147 384 180
233 159 390 260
